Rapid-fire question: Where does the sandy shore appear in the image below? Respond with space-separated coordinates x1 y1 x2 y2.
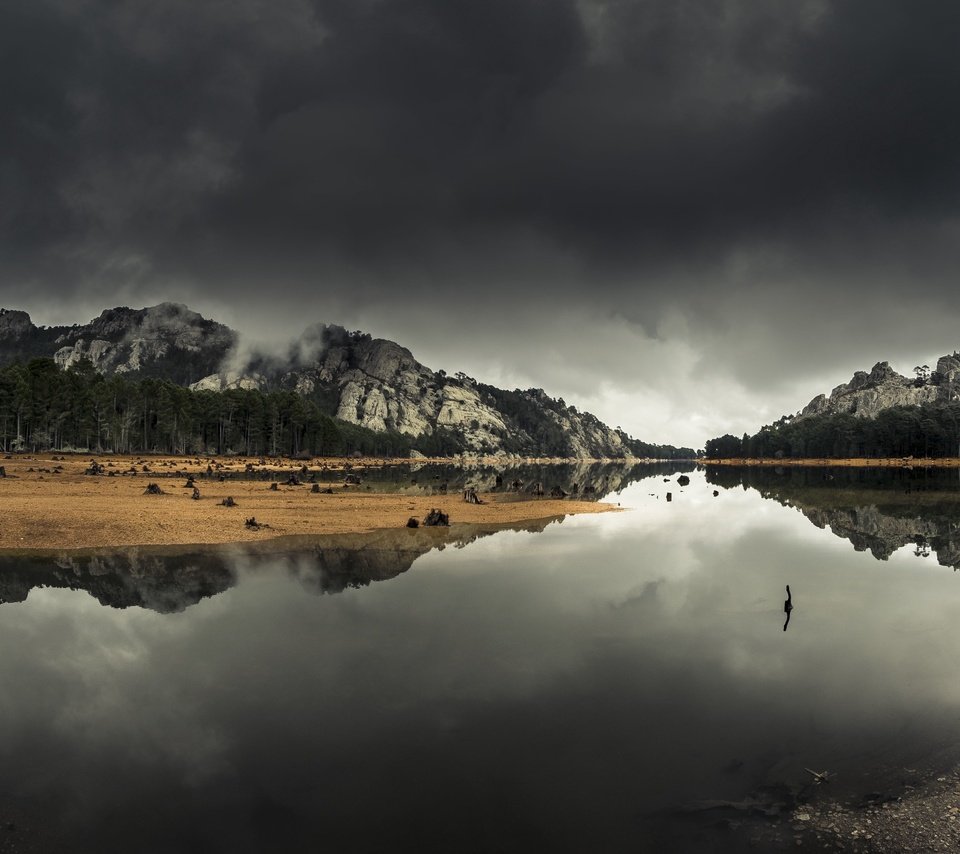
703 456 960 467
0 453 616 552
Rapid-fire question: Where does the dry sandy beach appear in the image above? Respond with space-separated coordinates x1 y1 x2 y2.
0 453 616 552
704 457 960 467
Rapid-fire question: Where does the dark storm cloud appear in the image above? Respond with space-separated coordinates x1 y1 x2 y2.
4 0 960 443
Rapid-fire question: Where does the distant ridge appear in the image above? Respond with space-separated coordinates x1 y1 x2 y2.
0 303 692 459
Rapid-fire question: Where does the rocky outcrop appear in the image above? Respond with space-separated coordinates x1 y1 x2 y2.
0 303 236 386
0 306 653 458
798 356 960 420
195 324 635 457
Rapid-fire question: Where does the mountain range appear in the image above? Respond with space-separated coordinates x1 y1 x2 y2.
0 303 691 459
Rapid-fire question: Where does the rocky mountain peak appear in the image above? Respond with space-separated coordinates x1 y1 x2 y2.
0 303 683 458
0 308 35 337
799 356 949 420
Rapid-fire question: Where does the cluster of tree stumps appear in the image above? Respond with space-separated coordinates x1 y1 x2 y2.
406 508 450 528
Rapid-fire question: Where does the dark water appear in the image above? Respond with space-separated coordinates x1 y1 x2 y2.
4 465 960 852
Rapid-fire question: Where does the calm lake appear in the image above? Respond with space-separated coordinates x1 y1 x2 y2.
4 464 960 852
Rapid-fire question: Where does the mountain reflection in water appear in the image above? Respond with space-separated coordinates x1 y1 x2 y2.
706 464 960 570
0 462 689 613
6 464 960 853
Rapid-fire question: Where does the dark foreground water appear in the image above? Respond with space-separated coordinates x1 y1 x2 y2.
5 465 960 852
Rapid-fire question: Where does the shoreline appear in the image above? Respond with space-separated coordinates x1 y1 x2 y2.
703 456 960 467
0 453 620 552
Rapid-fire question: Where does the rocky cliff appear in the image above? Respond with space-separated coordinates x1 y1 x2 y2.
195 324 635 456
798 354 960 420
0 306 659 457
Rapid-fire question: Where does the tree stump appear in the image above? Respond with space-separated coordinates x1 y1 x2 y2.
423 508 449 527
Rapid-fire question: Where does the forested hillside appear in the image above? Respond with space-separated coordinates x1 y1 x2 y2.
0 357 693 459
706 403 960 459
0 358 463 457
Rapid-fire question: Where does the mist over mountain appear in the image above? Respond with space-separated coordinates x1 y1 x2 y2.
0 302 692 459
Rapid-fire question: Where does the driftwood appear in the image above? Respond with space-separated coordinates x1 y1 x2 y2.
143 483 165 495
462 487 484 505
85 462 104 476
423 508 449 527
245 516 269 530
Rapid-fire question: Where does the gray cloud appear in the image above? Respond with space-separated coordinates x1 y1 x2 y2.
2 0 960 446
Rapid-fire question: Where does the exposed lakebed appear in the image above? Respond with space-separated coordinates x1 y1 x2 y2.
3 464 960 852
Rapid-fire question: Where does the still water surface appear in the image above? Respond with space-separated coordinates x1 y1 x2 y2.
4 465 960 851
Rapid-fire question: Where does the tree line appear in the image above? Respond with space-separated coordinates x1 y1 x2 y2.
0 356 694 459
706 402 960 459
0 357 465 457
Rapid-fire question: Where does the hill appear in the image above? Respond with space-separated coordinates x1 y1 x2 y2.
0 304 692 459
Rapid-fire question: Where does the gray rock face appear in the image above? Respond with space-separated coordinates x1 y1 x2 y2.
195 324 633 456
0 303 236 386
798 358 956 419
0 306 637 457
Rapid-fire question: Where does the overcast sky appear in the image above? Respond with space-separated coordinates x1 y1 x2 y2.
3 0 960 447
